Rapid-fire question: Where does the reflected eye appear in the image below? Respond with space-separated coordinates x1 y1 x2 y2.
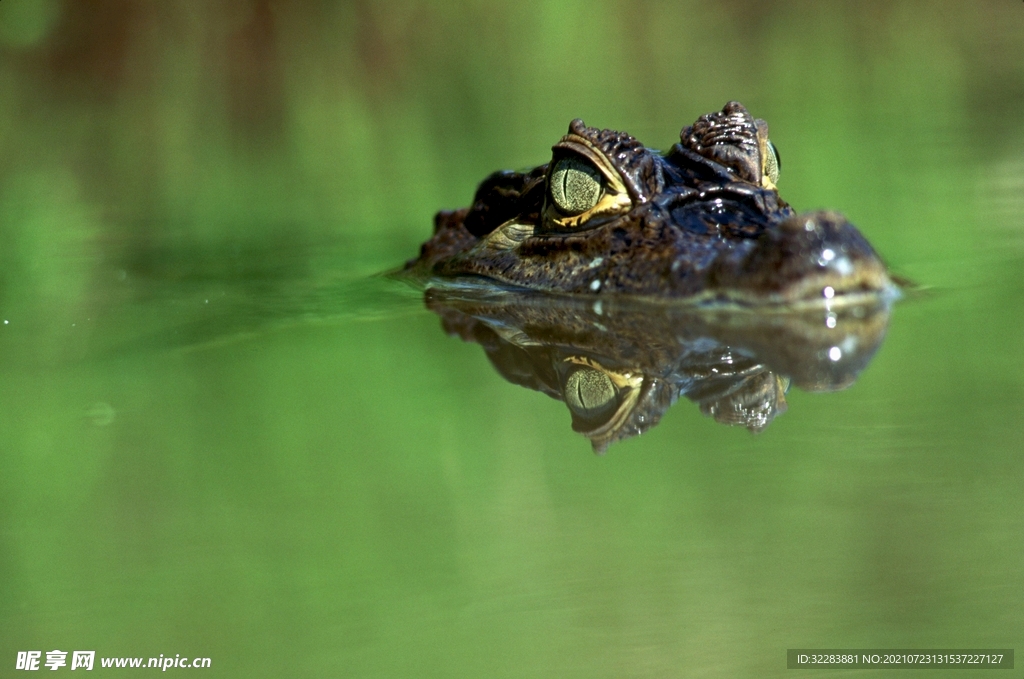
550 157 602 215
565 368 617 420
765 140 781 185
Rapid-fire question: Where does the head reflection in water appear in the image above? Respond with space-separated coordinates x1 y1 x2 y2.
426 289 892 453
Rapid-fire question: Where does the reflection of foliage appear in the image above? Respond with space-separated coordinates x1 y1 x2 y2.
0 0 61 48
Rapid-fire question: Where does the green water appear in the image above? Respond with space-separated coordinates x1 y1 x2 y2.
2 2 1023 677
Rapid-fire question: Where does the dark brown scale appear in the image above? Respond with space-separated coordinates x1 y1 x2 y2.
462 166 547 237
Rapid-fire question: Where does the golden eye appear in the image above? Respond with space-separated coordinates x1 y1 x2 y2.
565 368 617 419
550 157 602 215
765 140 781 186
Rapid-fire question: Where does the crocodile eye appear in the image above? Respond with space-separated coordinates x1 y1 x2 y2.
564 368 616 419
765 140 781 185
550 157 602 215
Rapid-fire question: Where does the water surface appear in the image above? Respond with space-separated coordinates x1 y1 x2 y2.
1 2 1023 677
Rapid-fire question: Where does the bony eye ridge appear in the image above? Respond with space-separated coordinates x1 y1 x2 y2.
550 157 602 215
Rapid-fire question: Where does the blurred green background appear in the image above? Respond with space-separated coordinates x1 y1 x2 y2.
1 1 1023 677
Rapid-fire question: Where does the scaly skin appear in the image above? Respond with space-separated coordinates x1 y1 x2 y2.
406 102 892 305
